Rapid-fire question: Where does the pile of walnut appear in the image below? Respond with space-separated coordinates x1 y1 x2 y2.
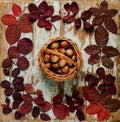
38 37 82 82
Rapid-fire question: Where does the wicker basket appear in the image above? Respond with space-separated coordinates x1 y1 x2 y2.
38 37 82 82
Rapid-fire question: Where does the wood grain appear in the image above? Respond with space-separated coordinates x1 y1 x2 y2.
0 0 120 121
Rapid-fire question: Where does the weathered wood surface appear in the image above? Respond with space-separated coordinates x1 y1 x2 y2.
0 0 120 121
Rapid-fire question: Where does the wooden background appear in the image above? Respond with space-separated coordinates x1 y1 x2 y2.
0 0 120 121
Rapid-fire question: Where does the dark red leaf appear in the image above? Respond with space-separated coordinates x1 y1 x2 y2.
32 106 40 118
51 15 61 22
14 111 22 119
89 7 100 16
17 38 33 55
88 54 100 65
44 5 54 17
5 25 21 45
45 21 52 30
34 97 44 105
96 67 105 79
3 69 10 76
86 102 102 114
99 0 108 12
8 46 20 59
82 86 101 102
2 105 12 115
13 91 22 101
14 83 24 91
1 80 11 89
101 55 114 69
36 89 43 97
81 10 92 20
39 101 52 112
74 18 81 28
53 95 62 105
98 84 106 92
37 16 47 27
105 9 118 17
17 56 29 70
102 46 119 57
64 3 71 13
71 2 79 15
103 74 115 85
12 4 22 16
63 15 75 23
65 94 74 106
19 102 33 114
76 110 85 121
106 84 117 95
17 14 33 33
92 15 104 26
83 21 93 31
39 1 48 14
2 58 12 68
12 100 21 109
12 68 20 77
29 11 40 22
95 25 108 47
13 77 24 85
40 113 51 121
5 97 10 106
24 83 35 94
104 18 117 34
28 3 38 13
21 94 33 102
4 87 13 96
1 14 16 26
53 104 69 120
84 45 101 55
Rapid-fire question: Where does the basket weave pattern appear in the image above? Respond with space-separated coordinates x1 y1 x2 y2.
38 37 82 82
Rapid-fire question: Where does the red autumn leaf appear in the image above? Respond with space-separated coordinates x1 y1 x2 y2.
89 7 100 16
2 105 12 115
84 45 101 55
45 21 52 30
81 10 92 20
99 0 108 12
32 106 40 118
71 2 79 15
40 113 51 121
104 18 117 34
12 68 20 77
97 108 110 121
74 18 81 28
63 15 75 23
8 46 20 59
95 25 108 47
29 11 40 22
39 101 52 112
34 97 44 105
17 38 33 55
53 104 69 120
17 56 29 70
24 83 35 94
88 54 100 65
1 14 16 26
102 46 119 57
21 94 33 102
51 15 61 22
17 14 33 33
44 5 54 17
36 89 43 97
76 110 85 121
53 95 62 105
5 25 21 45
64 3 71 13
92 15 104 26
101 55 114 69
28 3 38 13
37 16 47 27
12 4 22 16
39 1 48 14
96 67 105 80
82 86 101 102
19 102 33 114
83 21 93 30
2 58 13 68
105 9 118 17
86 102 102 114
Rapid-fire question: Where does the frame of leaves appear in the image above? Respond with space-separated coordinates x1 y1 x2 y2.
0 0 120 121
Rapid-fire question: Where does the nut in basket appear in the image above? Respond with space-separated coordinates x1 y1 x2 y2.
38 37 82 82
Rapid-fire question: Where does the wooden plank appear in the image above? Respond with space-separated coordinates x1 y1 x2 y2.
0 0 120 121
